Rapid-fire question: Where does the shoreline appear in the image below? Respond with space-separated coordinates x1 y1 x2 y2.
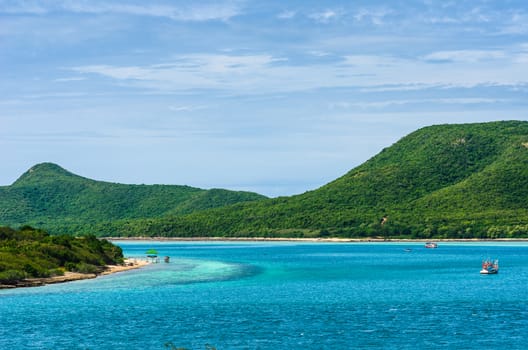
100 258 149 275
106 236 528 243
0 258 149 290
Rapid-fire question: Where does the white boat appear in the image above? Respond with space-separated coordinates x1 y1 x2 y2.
480 259 499 274
424 242 437 248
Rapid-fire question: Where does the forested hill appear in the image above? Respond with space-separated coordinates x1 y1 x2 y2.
101 120 528 239
0 163 266 234
2 121 528 239
0 226 123 286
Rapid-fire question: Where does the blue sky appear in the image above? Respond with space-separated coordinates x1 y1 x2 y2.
1 0 528 197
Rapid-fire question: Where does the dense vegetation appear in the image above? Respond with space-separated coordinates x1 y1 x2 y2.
1 121 527 239
0 163 266 234
0 226 123 285
89 121 528 239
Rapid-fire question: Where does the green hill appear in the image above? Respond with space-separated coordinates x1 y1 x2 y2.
0 226 123 286
2 121 528 239
0 163 266 234
100 120 528 239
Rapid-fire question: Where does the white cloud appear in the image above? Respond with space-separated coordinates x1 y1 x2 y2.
421 3 495 25
185 54 282 73
500 12 528 34
54 77 86 82
425 16 460 24
0 0 48 14
515 54 528 63
72 54 286 92
329 97 511 110
309 9 340 23
422 50 506 63
71 51 528 95
353 8 392 25
359 84 445 93
343 55 403 67
309 50 331 57
277 10 296 19
74 54 281 80
0 0 243 21
74 65 149 80
168 105 207 112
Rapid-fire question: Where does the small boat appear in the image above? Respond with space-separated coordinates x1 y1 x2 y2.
425 242 438 248
480 259 499 274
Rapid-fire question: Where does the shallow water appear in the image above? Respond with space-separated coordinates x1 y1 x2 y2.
1 241 527 349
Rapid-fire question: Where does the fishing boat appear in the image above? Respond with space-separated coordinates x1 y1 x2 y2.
424 242 438 248
480 259 499 274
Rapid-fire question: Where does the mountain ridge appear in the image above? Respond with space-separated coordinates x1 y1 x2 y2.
1 120 528 239
0 163 267 233
95 120 528 239
13 163 78 186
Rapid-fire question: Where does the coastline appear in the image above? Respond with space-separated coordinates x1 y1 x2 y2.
106 236 528 243
0 258 149 290
100 258 149 275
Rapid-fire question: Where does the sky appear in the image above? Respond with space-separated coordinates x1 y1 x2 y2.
1 0 528 197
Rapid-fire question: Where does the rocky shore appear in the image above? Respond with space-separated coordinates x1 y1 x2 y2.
0 258 148 289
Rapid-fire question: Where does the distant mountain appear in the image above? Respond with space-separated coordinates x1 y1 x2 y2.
103 120 528 239
0 163 267 234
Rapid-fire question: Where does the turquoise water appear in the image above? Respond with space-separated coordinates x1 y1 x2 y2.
1 242 528 349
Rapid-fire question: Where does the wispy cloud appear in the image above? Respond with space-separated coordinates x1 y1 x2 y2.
277 10 296 20
72 54 286 92
75 54 281 77
309 9 341 23
71 50 528 94
343 55 403 67
422 50 506 63
329 97 511 110
500 11 528 34
0 0 48 14
420 3 495 25
353 8 392 25
54 77 86 82
168 105 207 112
0 0 243 21
309 51 331 57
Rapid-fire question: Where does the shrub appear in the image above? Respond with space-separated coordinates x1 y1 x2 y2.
23 263 50 278
48 268 65 276
66 262 99 274
0 269 26 284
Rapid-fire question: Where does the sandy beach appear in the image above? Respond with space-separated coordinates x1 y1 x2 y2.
1 258 149 289
101 258 150 275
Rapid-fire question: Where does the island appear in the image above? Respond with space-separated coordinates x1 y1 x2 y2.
0 226 145 289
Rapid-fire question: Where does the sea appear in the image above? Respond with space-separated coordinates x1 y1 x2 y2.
1 241 527 349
